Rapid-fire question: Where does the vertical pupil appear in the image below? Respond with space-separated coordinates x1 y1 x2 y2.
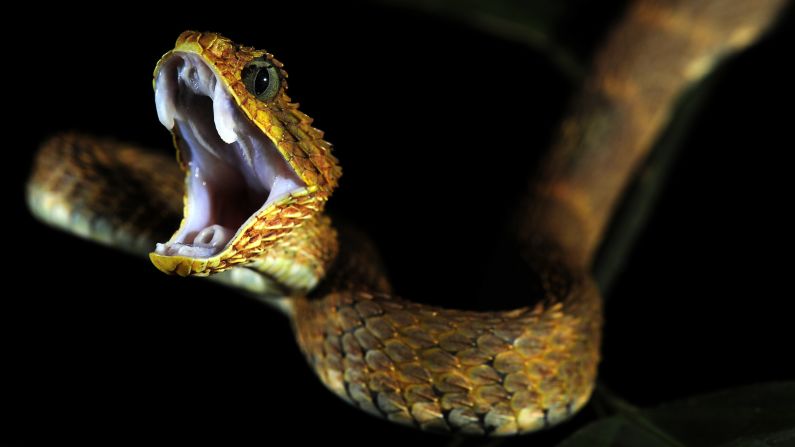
254 68 270 96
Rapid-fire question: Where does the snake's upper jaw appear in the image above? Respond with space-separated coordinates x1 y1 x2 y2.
151 52 305 264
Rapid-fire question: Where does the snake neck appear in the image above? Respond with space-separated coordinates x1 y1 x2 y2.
244 214 340 297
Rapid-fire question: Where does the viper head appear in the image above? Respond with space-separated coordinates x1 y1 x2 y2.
149 31 340 277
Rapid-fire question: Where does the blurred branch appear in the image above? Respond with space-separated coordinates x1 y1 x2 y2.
376 0 586 80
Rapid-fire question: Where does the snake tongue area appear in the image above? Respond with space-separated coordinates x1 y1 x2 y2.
152 52 305 260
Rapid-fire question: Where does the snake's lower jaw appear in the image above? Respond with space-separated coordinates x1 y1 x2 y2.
149 251 215 277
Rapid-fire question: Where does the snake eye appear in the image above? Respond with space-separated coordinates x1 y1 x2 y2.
242 57 280 101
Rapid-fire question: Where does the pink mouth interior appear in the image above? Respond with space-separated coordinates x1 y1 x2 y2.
153 53 305 258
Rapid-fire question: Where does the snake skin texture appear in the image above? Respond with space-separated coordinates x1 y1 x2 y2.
293 238 601 435
26 0 786 436
27 134 182 255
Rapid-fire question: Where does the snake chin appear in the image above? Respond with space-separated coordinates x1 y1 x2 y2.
152 52 304 259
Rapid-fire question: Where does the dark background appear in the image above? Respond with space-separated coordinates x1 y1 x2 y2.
4 2 794 445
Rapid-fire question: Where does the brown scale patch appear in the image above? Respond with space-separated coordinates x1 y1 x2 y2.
28 134 183 254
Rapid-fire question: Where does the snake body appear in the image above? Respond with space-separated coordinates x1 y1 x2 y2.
26 0 785 436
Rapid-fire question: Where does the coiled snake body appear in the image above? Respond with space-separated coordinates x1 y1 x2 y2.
26 0 785 436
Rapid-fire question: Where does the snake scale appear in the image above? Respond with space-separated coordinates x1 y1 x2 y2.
26 0 786 436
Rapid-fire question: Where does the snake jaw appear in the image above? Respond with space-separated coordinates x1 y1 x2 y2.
149 37 334 276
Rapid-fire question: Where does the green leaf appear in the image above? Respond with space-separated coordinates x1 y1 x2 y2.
558 383 795 447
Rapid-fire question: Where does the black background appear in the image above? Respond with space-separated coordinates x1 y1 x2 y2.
4 2 794 445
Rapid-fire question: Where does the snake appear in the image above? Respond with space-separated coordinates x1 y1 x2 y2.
25 0 785 436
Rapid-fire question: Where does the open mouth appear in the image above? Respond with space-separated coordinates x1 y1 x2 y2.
152 53 305 259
